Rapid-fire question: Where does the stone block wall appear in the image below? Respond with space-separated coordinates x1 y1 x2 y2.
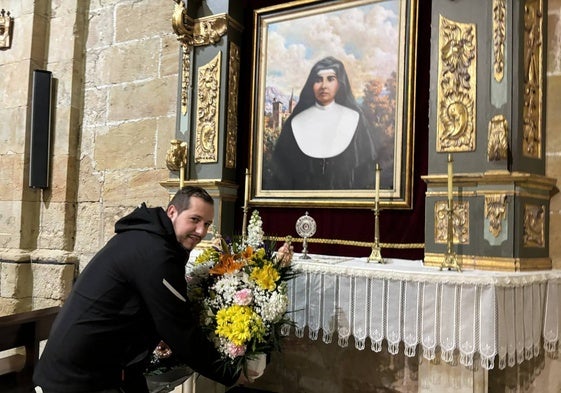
0 0 178 314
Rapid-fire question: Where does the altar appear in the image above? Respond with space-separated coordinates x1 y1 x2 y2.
236 254 561 393
281 255 561 371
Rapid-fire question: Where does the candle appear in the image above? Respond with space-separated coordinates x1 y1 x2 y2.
179 166 184 189
375 163 380 205
244 168 250 208
447 154 453 202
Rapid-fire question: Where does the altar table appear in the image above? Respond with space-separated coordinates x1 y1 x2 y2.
281 256 561 370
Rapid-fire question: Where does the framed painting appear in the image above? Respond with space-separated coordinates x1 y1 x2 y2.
249 0 418 209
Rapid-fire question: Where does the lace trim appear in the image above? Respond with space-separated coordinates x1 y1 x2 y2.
284 257 561 370
292 259 561 287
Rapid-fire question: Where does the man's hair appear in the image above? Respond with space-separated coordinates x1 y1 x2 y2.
168 186 214 213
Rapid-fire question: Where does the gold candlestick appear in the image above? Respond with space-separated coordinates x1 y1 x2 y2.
441 154 461 271
242 168 250 241
368 164 383 263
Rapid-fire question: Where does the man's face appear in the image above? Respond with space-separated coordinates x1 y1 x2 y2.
313 69 339 106
166 196 214 250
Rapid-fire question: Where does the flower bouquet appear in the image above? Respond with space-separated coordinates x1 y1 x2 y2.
186 210 295 379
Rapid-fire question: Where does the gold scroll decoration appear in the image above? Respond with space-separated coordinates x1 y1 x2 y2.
226 42 240 169
493 0 506 82
0 9 12 48
435 200 469 244
172 1 227 47
437 16 477 152
523 203 545 247
195 52 221 163
172 2 194 116
172 1 229 116
522 0 543 158
488 114 508 161
484 194 507 237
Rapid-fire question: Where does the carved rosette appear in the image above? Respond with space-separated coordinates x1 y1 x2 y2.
226 43 240 169
523 203 545 247
522 0 543 158
488 114 509 161
435 200 469 244
195 52 221 163
484 195 507 238
437 16 477 152
493 0 506 82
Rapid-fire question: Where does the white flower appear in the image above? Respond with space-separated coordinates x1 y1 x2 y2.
263 292 288 322
246 210 264 248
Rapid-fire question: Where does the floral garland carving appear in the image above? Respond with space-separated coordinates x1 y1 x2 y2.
437 16 477 152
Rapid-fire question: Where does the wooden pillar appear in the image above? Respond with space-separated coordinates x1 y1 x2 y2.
423 0 557 271
162 0 244 237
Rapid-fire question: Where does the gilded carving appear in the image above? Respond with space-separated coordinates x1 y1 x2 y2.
166 139 188 171
192 16 228 46
484 195 507 238
522 0 543 158
180 45 191 116
523 203 545 247
437 16 477 152
435 200 469 244
172 1 228 47
226 43 240 169
172 1 228 117
493 0 506 82
0 9 12 48
488 114 508 161
195 53 221 163
172 0 194 43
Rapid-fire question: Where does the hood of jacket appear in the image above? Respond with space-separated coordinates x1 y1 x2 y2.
114 202 175 238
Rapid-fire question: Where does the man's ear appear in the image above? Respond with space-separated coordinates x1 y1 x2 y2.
166 204 177 220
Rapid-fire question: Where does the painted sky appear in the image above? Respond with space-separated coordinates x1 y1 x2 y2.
264 0 401 101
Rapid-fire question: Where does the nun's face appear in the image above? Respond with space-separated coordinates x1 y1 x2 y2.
313 69 339 106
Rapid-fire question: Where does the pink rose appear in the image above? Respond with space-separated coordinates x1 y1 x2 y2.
233 288 253 306
227 342 246 358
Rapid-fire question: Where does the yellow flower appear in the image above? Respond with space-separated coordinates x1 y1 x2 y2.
215 305 265 346
195 248 219 264
250 262 280 291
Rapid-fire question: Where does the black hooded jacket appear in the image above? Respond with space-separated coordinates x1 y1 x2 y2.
33 204 239 392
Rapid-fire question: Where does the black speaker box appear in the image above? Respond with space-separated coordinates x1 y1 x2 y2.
29 70 53 189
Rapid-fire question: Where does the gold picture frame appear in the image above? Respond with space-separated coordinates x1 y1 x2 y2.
248 0 417 209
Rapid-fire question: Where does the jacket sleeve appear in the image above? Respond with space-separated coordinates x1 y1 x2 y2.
127 238 240 386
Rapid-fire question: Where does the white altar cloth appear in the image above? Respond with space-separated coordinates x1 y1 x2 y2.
280 255 561 370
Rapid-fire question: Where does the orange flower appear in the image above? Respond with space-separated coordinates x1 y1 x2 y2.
240 246 254 261
209 253 245 275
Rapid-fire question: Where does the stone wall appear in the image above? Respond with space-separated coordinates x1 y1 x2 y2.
0 0 178 314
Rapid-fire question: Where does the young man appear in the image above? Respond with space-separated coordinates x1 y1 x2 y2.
33 186 248 392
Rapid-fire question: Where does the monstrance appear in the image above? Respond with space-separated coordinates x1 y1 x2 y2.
296 212 316 259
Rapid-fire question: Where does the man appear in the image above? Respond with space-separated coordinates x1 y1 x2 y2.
33 186 248 392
